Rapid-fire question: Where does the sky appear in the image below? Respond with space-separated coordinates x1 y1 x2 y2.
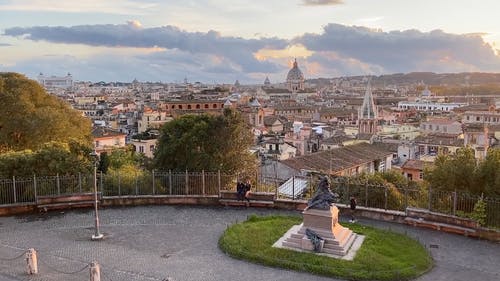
1 0 500 84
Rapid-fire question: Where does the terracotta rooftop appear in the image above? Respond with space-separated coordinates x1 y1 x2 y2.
281 142 392 174
401 159 430 171
92 127 126 138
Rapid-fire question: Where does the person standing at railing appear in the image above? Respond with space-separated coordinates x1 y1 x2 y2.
236 181 245 201
349 196 357 223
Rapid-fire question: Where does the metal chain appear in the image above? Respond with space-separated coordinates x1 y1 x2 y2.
38 258 89 275
0 251 26 261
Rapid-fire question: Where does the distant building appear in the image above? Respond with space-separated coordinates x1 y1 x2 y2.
286 59 304 93
37 72 73 89
397 100 467 112
92 127 127 154
264 76 271 86
358 80 379 136
131 138 157 158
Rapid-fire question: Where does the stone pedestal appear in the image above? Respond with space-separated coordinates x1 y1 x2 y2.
281 205 358 256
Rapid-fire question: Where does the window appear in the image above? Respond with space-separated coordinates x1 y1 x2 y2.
476 116 480 121
419 172 423 179
204 104 209 109
149 145 155 152
187 105 192 109
179 105 183 109
196 104 200 109
213 104 217 108
139 146 144 153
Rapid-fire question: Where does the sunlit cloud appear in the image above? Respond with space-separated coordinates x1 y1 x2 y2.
0 0 158 15
302 0 344 6
254 44 313 61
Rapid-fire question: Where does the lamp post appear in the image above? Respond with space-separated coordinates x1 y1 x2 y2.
90 150 104 240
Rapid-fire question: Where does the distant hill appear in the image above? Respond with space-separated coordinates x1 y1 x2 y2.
307 72 500 87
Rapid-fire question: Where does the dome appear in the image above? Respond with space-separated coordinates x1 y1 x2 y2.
286 59 304 81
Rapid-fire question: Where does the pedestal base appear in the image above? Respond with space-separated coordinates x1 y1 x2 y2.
280 206 359 256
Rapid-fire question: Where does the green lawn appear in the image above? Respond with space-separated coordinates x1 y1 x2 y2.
218 215 433 281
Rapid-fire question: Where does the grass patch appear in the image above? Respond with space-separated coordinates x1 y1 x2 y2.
219 215 433 281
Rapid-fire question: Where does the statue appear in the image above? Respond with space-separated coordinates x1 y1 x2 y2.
305 228 324 252
306 177 339 210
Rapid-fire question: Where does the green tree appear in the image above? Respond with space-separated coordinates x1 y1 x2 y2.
0 72 92 152
476 148 500 197
154 109 256 175
425 147 478 193
0 141 92 177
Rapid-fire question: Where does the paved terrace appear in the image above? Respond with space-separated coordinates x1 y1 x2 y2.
0 206 499 281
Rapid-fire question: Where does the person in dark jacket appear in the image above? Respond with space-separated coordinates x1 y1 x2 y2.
236 181 245 201
349 196 357 222
243 179 251 203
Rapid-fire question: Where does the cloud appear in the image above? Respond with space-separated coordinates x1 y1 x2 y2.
0 0 159 15
3 21 500 82
0 43 12 46
294 23 500 74
302 0 344 6
4 21 287 73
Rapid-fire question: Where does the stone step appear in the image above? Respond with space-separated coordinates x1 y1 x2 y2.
219 199 274 208
404 217 476 236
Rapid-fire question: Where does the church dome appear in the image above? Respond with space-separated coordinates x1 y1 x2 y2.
286 59 304 81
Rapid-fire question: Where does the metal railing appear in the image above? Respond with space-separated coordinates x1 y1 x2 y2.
0 172 499 228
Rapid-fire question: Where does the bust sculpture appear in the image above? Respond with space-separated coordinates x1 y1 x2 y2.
306 177 339 210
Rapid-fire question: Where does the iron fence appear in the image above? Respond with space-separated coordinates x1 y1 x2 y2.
0 172 499 228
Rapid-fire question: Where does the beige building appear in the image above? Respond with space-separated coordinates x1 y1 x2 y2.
131 138 157 158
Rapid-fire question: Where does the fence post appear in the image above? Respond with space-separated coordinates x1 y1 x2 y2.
428 185 432 211
78 172 82 193
89 261 101 281
33 174 37 202
404 186 408 212
56 173 60 195
13 176 17 203
99 171 103 195
152 170 156 195
26 248 38 275
346 182 350 205
185 169 189 195
135 172 139 195
384 185 388 210
118 172 121 197
169 170 173 195
452 190 457 216
364 183 368 207
217 170 221 198
202 170 205 196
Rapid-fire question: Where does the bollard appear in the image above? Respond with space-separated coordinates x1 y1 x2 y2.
25 248 38 275
89 261 101 281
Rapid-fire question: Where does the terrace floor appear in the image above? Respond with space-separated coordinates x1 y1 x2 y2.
0 205 499 281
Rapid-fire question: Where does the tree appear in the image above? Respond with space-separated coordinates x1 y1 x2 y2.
424 147 479 193
0 72 92 152
0 141 92 177
154 109 256 175
476 148 500 197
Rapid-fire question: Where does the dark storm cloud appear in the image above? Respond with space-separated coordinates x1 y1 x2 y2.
295 23 500 73
3 22 287 73
302 0 344 6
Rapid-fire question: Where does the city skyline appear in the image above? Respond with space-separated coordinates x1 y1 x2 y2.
1 0 500 83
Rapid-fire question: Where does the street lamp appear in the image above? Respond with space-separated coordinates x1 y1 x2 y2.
90 149 104 240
